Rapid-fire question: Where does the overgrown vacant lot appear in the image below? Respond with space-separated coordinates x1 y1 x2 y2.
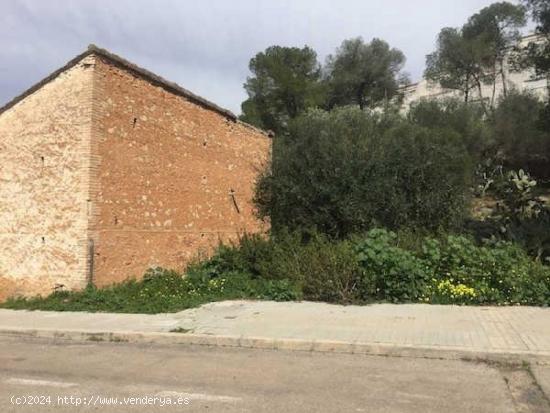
4 0 550 313
4 98 550 313
3 228 549 313
0 267 299 314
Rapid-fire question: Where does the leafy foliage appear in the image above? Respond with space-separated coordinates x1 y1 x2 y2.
422 235 549 305
324 37 407 109
354 229 550 305
2 267 301 313
192 231 364 304
4 228 549 311
463 1 526 98
426 2 527 110
425 27 481 102
367 122 472 231
296 235 363 303
355 229 430 302
522 0 550 76
408 98 489 157
240 46 324 135
485 169 550 263
490 91 550 179
255 107 472 237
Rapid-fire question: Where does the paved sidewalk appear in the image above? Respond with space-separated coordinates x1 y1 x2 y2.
176 301 550 355
1 301 549 361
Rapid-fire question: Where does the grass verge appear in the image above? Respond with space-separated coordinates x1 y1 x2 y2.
0 268 301 314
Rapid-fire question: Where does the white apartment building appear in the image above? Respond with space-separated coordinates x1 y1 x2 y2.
401 34 549 111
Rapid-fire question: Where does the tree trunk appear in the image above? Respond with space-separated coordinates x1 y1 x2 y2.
500 58 508 98
474 75 489 116
489 62 498 110
357 82 367 110
464 74 470 103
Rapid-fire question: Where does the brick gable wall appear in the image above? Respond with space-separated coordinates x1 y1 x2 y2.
89 56 270 286
0 56 96 300
0 52 270 300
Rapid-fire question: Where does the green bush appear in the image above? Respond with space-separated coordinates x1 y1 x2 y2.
188 231 305 282
366 122 472 230
298 235 362 303
355 229 431 302
421 235 550 305
4 229 548 313
491 91 550 180
469 168 550 263
408 98 489 158
235 231 305 281
255 107 472 237
254 107 382 238
355 228 549 305
491 169 550 263
1 266 302 313
191 231 363 304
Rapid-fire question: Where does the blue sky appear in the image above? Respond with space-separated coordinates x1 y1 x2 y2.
0 0 527 114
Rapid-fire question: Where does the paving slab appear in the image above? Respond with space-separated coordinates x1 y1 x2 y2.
0 301 549 361
172 301 550 356
0 308 180 332
532 365 550 400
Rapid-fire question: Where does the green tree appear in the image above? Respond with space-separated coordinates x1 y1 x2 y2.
525 0 550 129
426 2 526 110
522 0 550 76
408 98 489 158
240 46 324 135
254 107 471 238
463 2 526 99
325 38 407 110
491 91 550 179
425 28 481 103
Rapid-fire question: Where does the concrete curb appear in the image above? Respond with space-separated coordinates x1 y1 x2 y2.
2 327 550 365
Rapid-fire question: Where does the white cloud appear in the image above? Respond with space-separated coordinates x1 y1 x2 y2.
0 0 523 114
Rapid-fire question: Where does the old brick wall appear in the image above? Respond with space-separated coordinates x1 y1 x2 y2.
90 57 270 286
0 57 95 300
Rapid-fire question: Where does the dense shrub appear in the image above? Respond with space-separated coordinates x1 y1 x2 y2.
191 231 363 303
491 91 550 180
491 169 550 262
4 229 549 312
421 235 550 305
470 168 550 263
200 229 549 306
355 229 431 302
502 210 550 265
255 107 472 237
2 267 301 313
407 95 550 181
367 122 472 230
408 98 489 158
254 107 381 238
297 235 362 303
355 229 550 305
188 232 305 282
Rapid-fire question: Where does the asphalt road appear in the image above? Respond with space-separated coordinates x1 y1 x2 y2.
0 336 548 413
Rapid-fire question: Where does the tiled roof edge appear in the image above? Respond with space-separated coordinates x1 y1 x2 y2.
87 45 237 121
0 44 270 137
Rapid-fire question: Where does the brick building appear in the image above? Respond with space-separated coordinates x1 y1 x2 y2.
0 45 271 300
